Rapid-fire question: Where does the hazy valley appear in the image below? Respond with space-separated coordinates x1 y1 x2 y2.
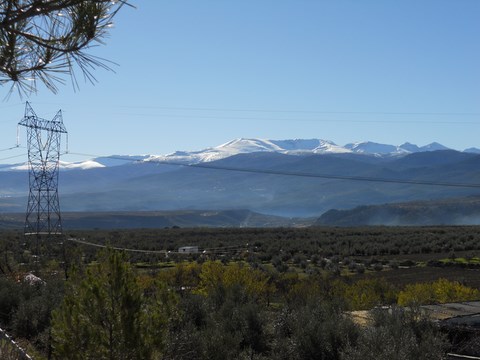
2 138 480 227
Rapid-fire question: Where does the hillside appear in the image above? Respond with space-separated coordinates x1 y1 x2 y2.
0 210 306 230
315 196 480 226
2 143 480 219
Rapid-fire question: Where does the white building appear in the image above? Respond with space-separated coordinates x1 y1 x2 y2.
178 246 199 254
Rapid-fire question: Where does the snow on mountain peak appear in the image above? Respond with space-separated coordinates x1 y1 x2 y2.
214 138 356 156
216 138 284 152
344 141 400 155
0 138 458 170
148 138 356 164
59 160 105 170
215 138 282 152
6 160 105 171
145 138 455 165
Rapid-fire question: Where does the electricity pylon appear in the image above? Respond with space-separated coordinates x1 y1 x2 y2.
18 102 67 237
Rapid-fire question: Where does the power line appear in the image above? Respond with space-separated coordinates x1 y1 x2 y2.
67 238 248 255
0 145 19 152
110 105 480 117
177 162 480 189
67 238 167 255
20 101 480 119
110 113 480 125
66 151 480 190
0 153 26 162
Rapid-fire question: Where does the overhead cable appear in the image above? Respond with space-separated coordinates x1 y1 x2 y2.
0 145 19 152
0 153 27 162
67 238 248 255
66 152 480 190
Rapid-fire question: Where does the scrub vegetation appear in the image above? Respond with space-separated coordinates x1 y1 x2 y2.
1 226 480 359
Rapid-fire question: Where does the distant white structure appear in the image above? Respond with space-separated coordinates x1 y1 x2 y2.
178 246 199 254
24 273 45 285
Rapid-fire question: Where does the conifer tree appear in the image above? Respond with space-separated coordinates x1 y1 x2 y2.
0 0 129 94
51 249 157 360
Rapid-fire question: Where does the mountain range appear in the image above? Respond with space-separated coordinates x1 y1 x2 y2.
2 138 480 227
3 138 471 171
124 138 463 165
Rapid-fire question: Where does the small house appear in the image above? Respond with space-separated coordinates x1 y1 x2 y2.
178 246 199 254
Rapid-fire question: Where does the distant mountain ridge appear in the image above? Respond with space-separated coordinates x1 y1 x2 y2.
146 138 462 165
2 138 478 171
0 210 303 229
315 196 480 226
3 139 480 226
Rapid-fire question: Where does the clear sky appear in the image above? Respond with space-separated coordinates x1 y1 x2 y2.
0 0 479 164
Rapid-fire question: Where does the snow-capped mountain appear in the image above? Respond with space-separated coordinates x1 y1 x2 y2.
1 138 475 170
3 139 480 221
94 155 150 167
344 141 403 155
342 141 451 156
146 138 456 165
6 159 106 171
147 138 352 164
1 155 150 172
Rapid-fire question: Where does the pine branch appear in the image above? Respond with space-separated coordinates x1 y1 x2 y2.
0 0 131 94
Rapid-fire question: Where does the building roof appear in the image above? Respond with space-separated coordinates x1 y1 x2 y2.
421 301 480 322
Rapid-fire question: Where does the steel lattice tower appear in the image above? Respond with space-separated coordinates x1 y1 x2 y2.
18 102 67 237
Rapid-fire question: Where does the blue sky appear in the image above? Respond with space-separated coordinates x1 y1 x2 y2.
0 0 479 163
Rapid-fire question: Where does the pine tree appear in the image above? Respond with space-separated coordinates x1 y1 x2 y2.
51 249 157 360
0 0 129 94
